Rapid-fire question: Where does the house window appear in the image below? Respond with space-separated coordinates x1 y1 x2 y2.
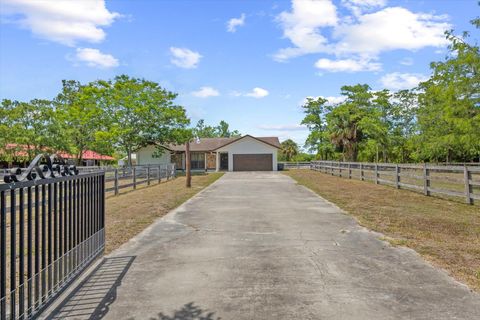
191 152 205 169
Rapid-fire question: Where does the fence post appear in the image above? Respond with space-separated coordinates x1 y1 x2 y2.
133 166 137 190
375 163 378 184
147 166 151 186
338 161 342 177
395 164 400 189
423 163 430 196
158 165 161 183
360 163 364 181
114 169 119 195
348 163 351 179
464 166 473 205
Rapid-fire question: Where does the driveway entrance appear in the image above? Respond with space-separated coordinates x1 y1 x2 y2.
44 172 480 320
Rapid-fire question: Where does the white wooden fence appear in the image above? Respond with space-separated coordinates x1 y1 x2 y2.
310 161 480 205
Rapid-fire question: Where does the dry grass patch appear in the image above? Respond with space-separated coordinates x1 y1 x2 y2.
105 173 223 254
284 169 480 292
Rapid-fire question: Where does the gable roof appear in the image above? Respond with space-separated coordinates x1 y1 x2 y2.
165 135 280 152
213 135 281 150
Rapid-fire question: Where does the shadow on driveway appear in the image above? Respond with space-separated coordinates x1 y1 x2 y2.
127 302 221 320
46 256 135 320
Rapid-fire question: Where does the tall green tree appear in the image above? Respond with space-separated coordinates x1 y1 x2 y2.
193 119 240 138
300 97 334 159
326 84 375 161
0 99 15 164
55 80 106 164
103 75 190 166
416 18 480 162
1 99 61 162
216 120 241 137
390 90 418 162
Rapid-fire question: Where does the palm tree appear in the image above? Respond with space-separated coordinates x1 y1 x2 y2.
328 104 360 161
281 139 299 161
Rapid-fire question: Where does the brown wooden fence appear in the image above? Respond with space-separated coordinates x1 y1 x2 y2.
310 161 480 205
78 164 176 196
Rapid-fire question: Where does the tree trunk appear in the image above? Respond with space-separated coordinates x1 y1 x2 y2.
77 150 83 166
127 147 133 167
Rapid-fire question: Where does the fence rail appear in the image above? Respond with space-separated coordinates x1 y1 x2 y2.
1 154 105 319
100 164 175 196
278 162 311 169
310 161 480 205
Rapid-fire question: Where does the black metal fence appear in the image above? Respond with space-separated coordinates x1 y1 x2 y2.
0 154 105 319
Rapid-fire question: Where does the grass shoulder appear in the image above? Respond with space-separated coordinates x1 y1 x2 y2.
283 169 480 292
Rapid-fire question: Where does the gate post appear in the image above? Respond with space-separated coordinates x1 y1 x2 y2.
464 166 473 205
395 165 400 189
114 169 119 195
147 166 151 186
423 163 430 196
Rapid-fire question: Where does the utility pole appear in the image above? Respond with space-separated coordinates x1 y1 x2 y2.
186 140 191 188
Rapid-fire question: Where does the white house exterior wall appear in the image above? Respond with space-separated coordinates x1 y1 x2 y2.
136 145 171 165
216 136 278 171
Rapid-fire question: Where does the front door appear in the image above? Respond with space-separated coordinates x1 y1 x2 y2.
220 153 228 170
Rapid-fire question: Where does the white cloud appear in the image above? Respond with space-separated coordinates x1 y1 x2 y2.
314 57 381 72
380 72 428 91
302 95 346 106
274 1 450 69
333 7 450 56
1 0 119 46
274 0 338 61
343 0 386 6
227 13 246 32
231 87 269 98
170 47 202 69
258 124 307 131
342 0 387 16
399 57 414 66
323 96 346 105
191 86 220 98
75 48 118 68
245 87 269 98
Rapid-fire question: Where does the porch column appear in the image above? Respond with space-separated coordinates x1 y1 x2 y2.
204 153 207 172
216 152 220 172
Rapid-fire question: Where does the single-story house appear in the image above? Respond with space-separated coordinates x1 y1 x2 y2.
136 135 281 172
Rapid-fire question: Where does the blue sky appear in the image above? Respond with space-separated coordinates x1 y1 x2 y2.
0 0 477 146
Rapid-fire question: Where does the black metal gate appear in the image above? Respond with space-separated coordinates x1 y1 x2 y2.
0 154 105 319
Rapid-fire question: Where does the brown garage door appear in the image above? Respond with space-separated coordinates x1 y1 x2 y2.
233 154 273 171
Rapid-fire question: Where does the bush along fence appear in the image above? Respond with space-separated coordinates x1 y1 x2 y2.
310 161 480 205
1 154 105 319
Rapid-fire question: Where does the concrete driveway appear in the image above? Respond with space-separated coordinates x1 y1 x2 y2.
45 172 480 320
